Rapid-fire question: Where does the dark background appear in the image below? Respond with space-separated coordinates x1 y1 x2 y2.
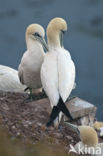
0 0 103 120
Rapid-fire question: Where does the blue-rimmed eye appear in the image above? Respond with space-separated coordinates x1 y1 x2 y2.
34 32 41 38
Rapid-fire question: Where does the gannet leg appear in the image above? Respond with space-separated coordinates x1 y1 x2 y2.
25 88 35 102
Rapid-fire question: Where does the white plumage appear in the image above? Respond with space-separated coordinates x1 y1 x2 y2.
41 49 59 108
18 41 45 89
41 17 75 127
18 24 46 94
41 48 75 106
0 65 26 92
58 48 75 102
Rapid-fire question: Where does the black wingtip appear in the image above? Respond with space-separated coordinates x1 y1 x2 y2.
46 106 60 127
46 97 73 127
57 97 73 121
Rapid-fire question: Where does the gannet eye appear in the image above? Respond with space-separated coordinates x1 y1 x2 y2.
34 32 41 38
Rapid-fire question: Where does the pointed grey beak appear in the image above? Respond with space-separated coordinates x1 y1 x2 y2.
34 35 48 52
40 37 49 52
60 30 64 47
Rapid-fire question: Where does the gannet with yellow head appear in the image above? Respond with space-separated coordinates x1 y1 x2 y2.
18 24 48 100
94 121 103 130
65 122 103 156
41 17 75 128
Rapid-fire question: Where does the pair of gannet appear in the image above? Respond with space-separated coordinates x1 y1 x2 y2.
0 65 26 92
18 17 75 128
65 122 103 156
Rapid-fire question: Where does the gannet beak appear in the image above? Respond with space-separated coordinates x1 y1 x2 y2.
64 122 80 135
33 34 48 52
60 30 64 47
40 38 49 52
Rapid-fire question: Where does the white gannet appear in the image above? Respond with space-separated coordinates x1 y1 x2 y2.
65 122 103 156
41 17 75 128
18 24 48 100
0 65 26 92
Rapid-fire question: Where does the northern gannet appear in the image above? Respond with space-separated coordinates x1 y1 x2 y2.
94 121 103 137
18 24 48 100
65 122 103 156
0 65 26 92
41 17 75 128
94 121 103 129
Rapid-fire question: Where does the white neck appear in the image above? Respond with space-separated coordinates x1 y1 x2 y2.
26 37 42 50
47 31 61 50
